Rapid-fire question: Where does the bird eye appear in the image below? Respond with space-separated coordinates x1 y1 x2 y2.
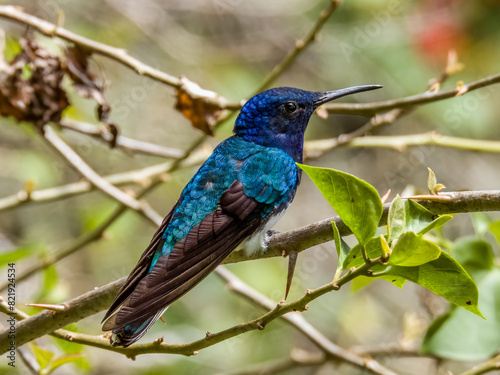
282 101 298 114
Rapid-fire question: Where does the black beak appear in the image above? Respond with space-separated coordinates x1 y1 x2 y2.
313 84 383 106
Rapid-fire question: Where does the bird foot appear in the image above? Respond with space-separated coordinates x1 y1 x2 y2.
263 229 280 250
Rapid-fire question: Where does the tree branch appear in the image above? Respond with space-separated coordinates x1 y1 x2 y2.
0 254 382 358
325 73 500 116
0 173 164 292
0 148 209 213
0 5 179 88
305 131 500 156
225 350 328 375
2 191 499 356
226 190 500 263
214 267 398 375
57 119 185 159
458 353 500 375
42 125 163 224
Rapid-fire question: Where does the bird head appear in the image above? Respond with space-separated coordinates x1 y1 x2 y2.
234 85 382 162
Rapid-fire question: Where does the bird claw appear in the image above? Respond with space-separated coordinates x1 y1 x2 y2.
263 229 279 249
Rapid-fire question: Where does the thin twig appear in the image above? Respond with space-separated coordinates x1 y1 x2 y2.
215 267 398 375
0 255 381 358
0 5 242 110
224 350 328 375
0 5 179 87
42 125 163 224
58 119 185 159
325 73 500 116
457 353 500 375
2 191 500 357
304 131 500 156
0 174 163 292
306 108 411 159
2 130 500 214
0 149 210 213
225 190 500 262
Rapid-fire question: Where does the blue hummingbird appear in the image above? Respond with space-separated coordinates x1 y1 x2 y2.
102 84 382 347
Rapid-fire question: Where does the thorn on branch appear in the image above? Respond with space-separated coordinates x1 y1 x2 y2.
26 303 68 311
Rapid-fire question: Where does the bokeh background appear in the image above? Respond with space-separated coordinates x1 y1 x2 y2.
1 0 500 374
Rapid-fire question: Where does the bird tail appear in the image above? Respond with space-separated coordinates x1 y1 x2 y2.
102 307 168 347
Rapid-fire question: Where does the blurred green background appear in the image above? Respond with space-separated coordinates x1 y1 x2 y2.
1 0 500 374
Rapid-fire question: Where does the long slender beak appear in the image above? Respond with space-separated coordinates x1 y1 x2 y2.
313 84 383 106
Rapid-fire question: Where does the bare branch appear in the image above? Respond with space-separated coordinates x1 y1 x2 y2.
305 131 500 156
42 125 163 224
0 5 179 87
2 191 500 357
0 253 381 358
225 190 500 263
458 353 500 375
305 107 411 159
215 267 398 375
325 73 500 116
225 350 328 375
0 172 165 292
58 119 185 159
0 148 209 213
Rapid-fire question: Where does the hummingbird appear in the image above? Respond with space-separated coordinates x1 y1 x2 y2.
102 84 382 347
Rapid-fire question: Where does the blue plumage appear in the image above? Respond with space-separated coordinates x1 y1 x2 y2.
102 85 382 347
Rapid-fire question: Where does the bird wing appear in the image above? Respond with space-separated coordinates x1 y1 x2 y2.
105 179 265 330
102 208 175 323
103 139 299 333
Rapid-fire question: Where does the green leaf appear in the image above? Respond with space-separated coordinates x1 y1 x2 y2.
388 232 441 267
378 275 406 288
343 237 384 269
4 35 22 62
422 269 500 360
452 237 494 281
422 215 453 234
48 354 85 374
387 195 405 244
32 265 61 303
31 344 55 370
489 220 500 246
332 221 350 279
44 265 58 290
427 167 437 194
381 251 483 317
427 167 445 194
298 164 383 244
0 246 36 265
352 273 406 290
52 326 91 370
404 200 435 233
379 235 390 258
404 200 452 235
